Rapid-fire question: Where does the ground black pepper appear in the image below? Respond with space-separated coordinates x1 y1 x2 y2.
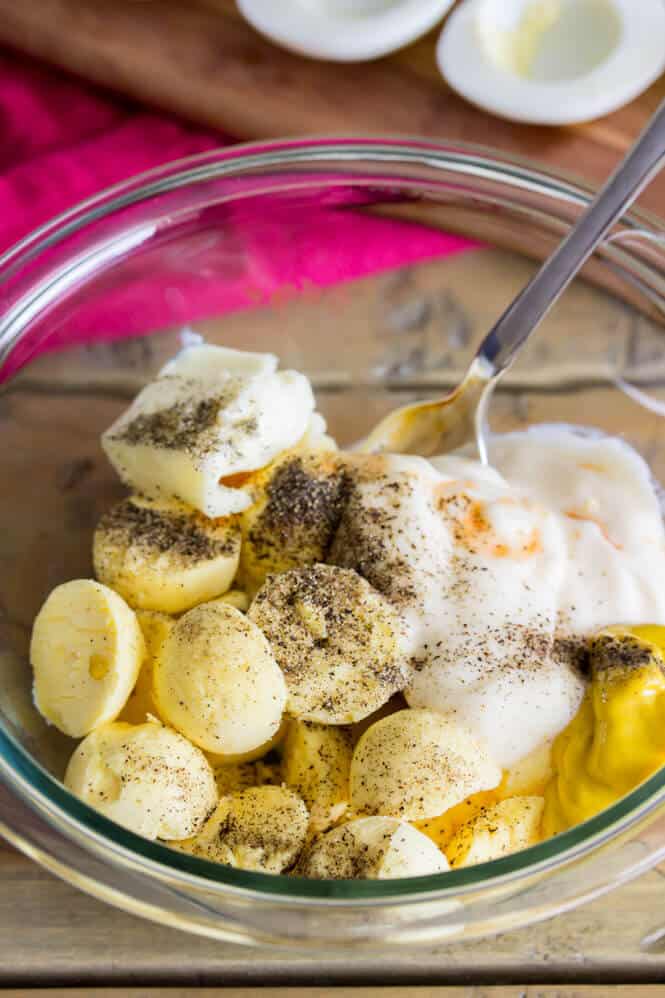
97 497 240 567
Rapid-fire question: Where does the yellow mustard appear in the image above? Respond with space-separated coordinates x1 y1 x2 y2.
544 625 665 836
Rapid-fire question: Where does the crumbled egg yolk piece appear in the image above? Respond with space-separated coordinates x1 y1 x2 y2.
544 625 665 835
417 755 549 853
477 1 560 78
416 789 500 851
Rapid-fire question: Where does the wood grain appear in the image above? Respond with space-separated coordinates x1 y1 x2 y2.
2 841 665 988
3 989 665 998
0 0 662 212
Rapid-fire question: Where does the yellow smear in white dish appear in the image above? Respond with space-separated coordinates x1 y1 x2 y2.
477 0 621 81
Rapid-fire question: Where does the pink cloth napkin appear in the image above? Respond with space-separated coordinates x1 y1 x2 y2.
0 51 475 366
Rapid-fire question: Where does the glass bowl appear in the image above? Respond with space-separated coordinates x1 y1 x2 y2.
1 138 665 950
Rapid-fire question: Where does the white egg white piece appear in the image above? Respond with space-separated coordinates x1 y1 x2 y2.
175 785 309 873
437 0 665 125
93 494 241 615
159 344 278 380
31 580 145 738
237 0 455 62
349 709 501 820
153 601 287 756
102 344 316 518
65 721 218 841
298 816 449 879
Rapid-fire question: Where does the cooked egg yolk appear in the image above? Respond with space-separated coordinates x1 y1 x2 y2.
417 747 550 851
544 625 665 835
416 789 500 851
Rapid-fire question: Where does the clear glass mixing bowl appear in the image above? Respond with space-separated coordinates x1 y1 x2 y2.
1 138 665 949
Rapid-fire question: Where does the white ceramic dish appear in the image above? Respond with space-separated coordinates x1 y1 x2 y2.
236 0 455 61
437 0 665 125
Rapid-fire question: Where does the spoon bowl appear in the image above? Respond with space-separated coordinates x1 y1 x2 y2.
356 357 491 458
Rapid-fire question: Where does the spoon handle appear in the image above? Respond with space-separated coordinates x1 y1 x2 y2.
478 98 665 376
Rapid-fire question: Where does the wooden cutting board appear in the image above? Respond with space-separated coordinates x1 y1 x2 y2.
0 0 663 214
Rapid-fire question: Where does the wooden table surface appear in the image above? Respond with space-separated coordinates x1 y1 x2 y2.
4 992 664 998
1 833 665 992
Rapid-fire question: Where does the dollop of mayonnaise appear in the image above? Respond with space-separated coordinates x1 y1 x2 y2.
331 427 665 767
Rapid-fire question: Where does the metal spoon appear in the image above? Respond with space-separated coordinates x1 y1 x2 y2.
358 99 665 463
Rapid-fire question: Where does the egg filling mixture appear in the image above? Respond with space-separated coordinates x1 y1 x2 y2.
29 345 665 878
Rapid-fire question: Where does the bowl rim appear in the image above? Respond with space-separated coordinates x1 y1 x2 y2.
2 135 665 904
